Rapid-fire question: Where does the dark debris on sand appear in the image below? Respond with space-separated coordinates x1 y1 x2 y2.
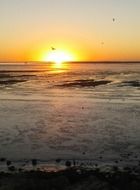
120 80 140 87
0 168 140 190
56 79 112 88
0 79 27 85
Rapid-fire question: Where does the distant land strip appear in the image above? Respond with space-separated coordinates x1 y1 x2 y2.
0 61 140 64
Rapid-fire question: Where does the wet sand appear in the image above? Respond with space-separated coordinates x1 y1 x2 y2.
0 63 139 189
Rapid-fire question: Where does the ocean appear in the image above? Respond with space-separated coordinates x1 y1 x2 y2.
0 62 140 170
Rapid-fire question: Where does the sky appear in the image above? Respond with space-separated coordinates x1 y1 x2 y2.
0 0 140 62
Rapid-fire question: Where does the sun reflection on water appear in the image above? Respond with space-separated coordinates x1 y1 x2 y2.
49 62 69 74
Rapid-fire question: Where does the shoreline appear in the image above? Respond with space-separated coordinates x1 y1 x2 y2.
0 166 140 190
1 157 140 174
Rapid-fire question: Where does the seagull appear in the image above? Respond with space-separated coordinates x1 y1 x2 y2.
51 47 56 51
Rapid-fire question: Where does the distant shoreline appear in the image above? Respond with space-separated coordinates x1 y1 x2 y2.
0 61 140 64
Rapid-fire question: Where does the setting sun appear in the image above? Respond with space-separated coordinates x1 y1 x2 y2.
43 50 73 64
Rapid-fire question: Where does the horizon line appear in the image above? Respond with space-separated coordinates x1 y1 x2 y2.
0 60 140 64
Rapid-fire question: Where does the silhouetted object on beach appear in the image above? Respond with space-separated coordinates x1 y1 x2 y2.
113 166 118 172
80 163 84 167
73 160 76 166
0 157 6 162
32 159 37 167
6 160 11 166
8 166 16 171
124 166 131 172
56 158 61 163
65 160 71 167
18 168 23 172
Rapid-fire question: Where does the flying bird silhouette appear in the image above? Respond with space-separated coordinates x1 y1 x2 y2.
51 47 56 51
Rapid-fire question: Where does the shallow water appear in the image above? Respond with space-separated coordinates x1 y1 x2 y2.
0 62 140 169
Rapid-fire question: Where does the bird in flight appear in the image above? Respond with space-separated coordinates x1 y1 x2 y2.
113 18 115 22
51 47 56 51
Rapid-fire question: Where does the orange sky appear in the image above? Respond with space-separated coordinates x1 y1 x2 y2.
0 0 140 62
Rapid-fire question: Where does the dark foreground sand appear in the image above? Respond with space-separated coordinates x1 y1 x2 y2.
0 167 140 190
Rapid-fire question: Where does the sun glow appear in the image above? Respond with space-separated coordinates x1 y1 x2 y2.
43 50 73 64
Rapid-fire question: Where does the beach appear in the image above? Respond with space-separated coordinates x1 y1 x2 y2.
0 62 140 189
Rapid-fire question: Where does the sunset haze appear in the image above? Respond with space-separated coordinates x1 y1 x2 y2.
0 0 140 62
